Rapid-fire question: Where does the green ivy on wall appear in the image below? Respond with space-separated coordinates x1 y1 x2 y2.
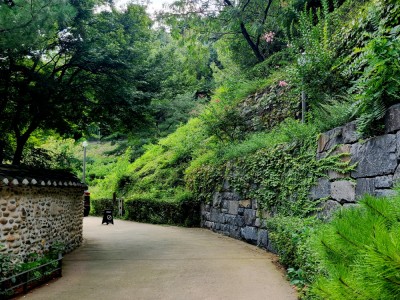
187 132 353 217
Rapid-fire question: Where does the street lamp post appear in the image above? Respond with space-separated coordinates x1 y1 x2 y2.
301 90 306 124
82 141 88 184
298 52 307 123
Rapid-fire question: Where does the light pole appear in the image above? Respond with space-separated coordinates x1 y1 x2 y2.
82 141 88 184
298 52 307 123
301 90 306 124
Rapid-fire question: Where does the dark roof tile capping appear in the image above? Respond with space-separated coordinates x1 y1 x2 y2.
0 165 85 187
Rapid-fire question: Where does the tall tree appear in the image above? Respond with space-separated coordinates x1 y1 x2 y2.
0 1 154 164
162 0 282 65
0 0 77 163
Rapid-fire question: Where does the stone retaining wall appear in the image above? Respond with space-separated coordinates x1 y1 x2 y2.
201 180 271 250
313 104 400 217
0 166 85 261
201 104 400 249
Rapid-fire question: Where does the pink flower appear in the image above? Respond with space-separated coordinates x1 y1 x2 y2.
279 81 288 87
214 99 220 103
263 31 275 43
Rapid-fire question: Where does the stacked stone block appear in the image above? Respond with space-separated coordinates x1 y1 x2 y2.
201 180 271 251
312 104 400 217
201 104 400 250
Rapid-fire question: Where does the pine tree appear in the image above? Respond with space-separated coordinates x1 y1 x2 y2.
310 195 400 300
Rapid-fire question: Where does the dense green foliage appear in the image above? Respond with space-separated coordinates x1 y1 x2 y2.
264 193 400 299
0 0 212 165
2 0 400 297
0 1 156 164
309 195 400 299
340 0 400 134
91 194 200 226
0 242 64 280
124 196 200 226
348 28 400 134
90 198 117 217
187 120 352 216
266 216 323 291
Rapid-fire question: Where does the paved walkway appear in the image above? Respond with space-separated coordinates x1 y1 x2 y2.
21 217 297 300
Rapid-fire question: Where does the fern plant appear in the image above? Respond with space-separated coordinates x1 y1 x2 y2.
311 96 354 132
347 26 400 134
288 0 346 112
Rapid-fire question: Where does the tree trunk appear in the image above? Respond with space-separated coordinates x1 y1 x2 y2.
12 122 39 165
0 140 4 164
223 0 266 63
12 135 29 165
239 22 265 62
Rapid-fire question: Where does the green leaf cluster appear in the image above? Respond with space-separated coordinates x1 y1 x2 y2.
114 118 207 202
347 29 400 134
265 215 324 295
186 119 352 217
288 0 347 109
0 1 157 164
124 195 200 227
309 195 400 300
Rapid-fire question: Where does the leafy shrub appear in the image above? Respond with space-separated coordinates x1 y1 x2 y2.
266 216 323 292
311 97 354 132
246 49 294 79
347 29 400 135
0 248 17 280
20 135 81 171
124 193 200 227
288 0 346 110
334 0 400 136
199 99 246 143
309 194 400 300
187 119 353 217
90 198 117 216
185 162 225 204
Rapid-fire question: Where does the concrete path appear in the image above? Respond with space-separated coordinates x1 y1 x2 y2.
21 217 297 300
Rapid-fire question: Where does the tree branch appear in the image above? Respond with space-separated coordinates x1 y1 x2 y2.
240 22 264 62
241 0 251 12
223 0 233 7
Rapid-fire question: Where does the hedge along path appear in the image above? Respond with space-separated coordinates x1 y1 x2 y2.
21 217 297 300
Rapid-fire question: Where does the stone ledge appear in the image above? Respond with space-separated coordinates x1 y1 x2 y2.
350 134 397 178
317 126 344 153
331 180 356 202
385 103 400 133
343 121 360 144
0 165 85 187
